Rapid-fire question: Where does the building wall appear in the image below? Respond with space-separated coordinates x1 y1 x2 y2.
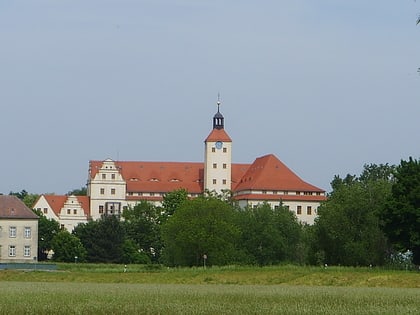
33 196 60 222
88 159 127 220
0 219 38 263
204 141 232 193
57 196 88 231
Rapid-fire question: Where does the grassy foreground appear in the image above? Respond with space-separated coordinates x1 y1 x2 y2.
0 264 419 314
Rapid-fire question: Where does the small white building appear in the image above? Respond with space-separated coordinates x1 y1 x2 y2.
0 195 39 263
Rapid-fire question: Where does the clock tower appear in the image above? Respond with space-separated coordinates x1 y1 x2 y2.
204 100 232 194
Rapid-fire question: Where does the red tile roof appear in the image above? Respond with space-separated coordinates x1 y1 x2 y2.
38 195 90 217
233 193 326 202
0 195 38 219
233 154 324 193
205 128 232 142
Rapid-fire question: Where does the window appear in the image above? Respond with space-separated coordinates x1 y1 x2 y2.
223 163 227 169
73 209 77 215
212 148 216 153
102 174 106 179
24 245 31 257
222 179 227 185
99 205 104 214
262 190 267 194
100 188 105 195
223 148 227 153
297 206 302 215
307 206 312 215
43 208 48 214
67 209 71 215
24 227 31 239
8 245 16 257
213 163 217 169
213 179 217 185
111 188 116 195
111 174 116 180
296 191 301 195
9 227 16 238
60 224 65 230
150 192 155 196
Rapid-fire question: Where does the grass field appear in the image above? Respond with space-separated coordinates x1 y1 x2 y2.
0 264 419 314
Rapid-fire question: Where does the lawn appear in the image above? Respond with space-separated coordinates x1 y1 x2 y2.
0 264 419 314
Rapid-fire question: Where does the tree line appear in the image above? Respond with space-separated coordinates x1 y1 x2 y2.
11 157 420 267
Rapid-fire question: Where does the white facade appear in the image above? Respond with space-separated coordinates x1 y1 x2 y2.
204 140 232 193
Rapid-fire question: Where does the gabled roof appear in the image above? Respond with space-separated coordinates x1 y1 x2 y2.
0 195 38 219
233 154 324 192
38 195 90 217
90 160 251 194
205 128 232 142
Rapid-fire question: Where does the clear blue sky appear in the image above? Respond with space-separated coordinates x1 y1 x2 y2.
1 0 419 195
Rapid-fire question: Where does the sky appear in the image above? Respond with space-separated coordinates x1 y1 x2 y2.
1 0 419 195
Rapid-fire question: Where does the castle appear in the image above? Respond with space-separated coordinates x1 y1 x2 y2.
34 101 326 230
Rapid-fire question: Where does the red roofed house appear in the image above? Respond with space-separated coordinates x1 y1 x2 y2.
0 195 39 263
33 195 90 231
86 101 326 225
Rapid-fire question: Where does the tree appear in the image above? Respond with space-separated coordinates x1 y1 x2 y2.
382 157 420 264
73 215 125 263
33 209 61 260
161 196 241 266
9 190 39 208
67 187 87 196
161 188 188 219
312 164 393 266
50 230 86 262
237 203 302 265
122 201 162 263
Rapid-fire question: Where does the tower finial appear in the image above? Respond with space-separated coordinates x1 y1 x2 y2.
217 93 221 112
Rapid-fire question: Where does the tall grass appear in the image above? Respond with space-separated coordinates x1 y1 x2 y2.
0 282 419 314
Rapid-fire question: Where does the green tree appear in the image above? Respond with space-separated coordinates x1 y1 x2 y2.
312 164 392 266
161 188 188 219
237 203 302 265
382 157 420 264
122 201 162 263
9 190 39 208
32 210 61 260
67 187 87 196
121 239 151 264
73 215 125 263
161 196 240 267
50 230 86 262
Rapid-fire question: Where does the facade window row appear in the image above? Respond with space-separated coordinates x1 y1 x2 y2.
296 206 313 215
6 245 31 257
6 226 32 239
100 188 116 195
101 173 116 180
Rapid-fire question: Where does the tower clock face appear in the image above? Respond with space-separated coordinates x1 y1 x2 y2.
215 141 223 149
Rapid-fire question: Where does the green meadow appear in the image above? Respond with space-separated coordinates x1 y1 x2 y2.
0 265 419 314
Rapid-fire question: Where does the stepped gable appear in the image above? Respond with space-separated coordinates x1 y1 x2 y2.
38 195 90 216
0 195 38 219
234 154 324 192
91 160 205 194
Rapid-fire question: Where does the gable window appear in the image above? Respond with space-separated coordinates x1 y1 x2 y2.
102 174 106 179
67 209 71 215
73 209 77 215
111 174 116 180
100 188 105 195
43 208 48 214
9 227 16 238
8 245 16 257
297 206 302 215
24 245 31 257
24 227 31 239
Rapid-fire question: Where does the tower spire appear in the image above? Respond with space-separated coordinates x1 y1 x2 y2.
213 94 224 130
